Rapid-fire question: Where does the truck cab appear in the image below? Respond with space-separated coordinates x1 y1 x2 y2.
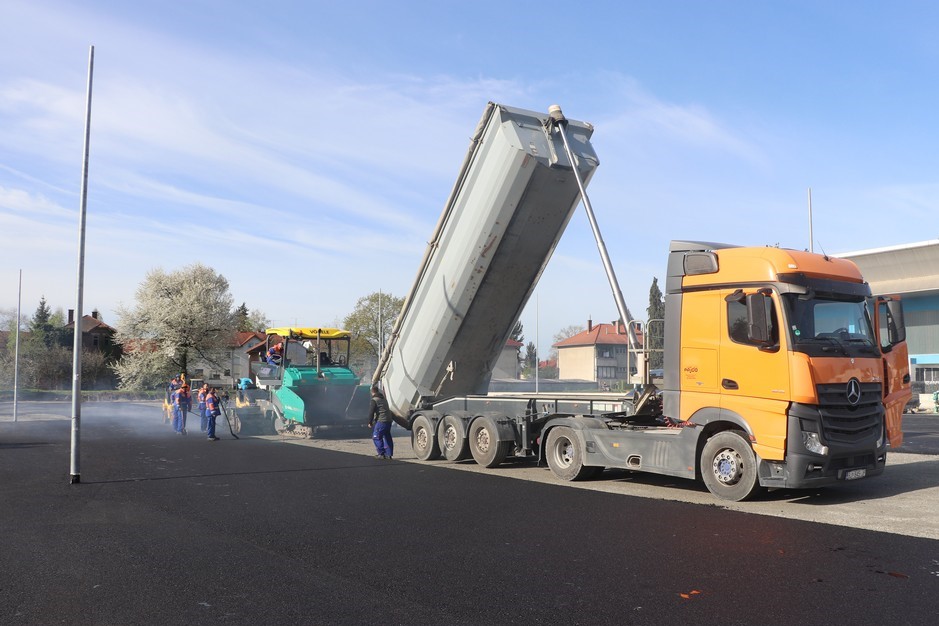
660 242 910 498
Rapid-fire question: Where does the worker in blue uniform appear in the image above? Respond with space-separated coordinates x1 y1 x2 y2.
197 384 209 432
266 342 284 366
205 388 220 441
368 385 393 459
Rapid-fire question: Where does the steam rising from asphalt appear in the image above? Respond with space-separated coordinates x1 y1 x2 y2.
0 400 191 440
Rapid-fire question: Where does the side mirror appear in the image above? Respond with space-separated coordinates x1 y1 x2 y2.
746 293 769 344
886 299 906 345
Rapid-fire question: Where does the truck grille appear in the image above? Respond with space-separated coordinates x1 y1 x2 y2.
816 382 882 445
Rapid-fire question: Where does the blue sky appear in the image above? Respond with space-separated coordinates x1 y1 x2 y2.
3 0 939 357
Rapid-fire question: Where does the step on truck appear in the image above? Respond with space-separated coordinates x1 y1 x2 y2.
374 102 911 501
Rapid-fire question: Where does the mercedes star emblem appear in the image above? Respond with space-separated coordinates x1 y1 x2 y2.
846 378 862 406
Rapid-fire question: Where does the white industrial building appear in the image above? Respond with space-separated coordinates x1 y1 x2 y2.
839 239 939 409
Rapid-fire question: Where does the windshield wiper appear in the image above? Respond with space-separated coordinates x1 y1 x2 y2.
804 335 848 355
842 337 879 353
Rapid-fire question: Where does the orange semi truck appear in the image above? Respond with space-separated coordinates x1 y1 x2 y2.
652 242 910 500
374 103 911 501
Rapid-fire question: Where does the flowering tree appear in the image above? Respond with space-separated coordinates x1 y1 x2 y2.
113 264 235 389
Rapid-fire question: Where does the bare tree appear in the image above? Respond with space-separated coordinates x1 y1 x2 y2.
342 291 404 377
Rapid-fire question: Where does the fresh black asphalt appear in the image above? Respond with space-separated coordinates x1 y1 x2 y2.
2 402 938 625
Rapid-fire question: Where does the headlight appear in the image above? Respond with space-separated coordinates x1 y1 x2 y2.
802 431 829 455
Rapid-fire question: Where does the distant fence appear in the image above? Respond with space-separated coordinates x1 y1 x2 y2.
0 389 163 402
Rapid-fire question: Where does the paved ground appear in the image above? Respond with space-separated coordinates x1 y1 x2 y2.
2 401 939 625
284 415 939 542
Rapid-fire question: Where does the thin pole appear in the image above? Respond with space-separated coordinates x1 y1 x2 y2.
535 293 539 393
808 187 814 253
70 45 94 485
378 290 384 355
13 269 22 422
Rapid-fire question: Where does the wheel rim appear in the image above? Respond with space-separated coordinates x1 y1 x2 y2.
443 424 457 452
475 426 491 454
554 436 574 468
712 448 742 485
415 425 428 452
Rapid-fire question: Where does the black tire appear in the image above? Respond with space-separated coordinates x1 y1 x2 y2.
545 426 595 481
439 414 470 461
469 416 510 468
700 430 763 501
411 414 441 461
231 414 242 435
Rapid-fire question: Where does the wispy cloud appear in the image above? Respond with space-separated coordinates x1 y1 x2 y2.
0 186 71 219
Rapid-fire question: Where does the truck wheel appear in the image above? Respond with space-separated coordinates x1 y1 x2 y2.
469 416 510 468
545 426 595 481
700 430 763 501
411 414 441 461
440 414 470 461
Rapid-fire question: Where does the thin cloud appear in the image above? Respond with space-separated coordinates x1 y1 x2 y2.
0 186 72 219
595 75 768 167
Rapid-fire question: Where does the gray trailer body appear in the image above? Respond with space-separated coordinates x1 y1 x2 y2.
379 103 599 418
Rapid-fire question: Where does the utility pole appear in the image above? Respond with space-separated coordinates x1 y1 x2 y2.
808 187 814 253
13 269 22 422
70 45 94 484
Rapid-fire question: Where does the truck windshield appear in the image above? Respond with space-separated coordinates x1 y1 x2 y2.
782 293 878 358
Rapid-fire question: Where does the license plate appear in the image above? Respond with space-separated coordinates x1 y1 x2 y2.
845 468 866 480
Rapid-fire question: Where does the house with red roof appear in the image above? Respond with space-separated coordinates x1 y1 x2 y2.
552 319 640 388
188 331 266 387
65 309 118 354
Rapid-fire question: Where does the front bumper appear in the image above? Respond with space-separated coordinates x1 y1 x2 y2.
757 403 887 490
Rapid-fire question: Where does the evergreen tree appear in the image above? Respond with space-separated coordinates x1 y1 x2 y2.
510 321 524 343
234 302 251 332
29 296 56 347
524 341 537 369
646 277 665 369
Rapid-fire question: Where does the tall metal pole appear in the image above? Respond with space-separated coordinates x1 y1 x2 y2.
70 45 94 485
378 290 384 355
808 187 814 253
535 292 539 393
13 269 22 422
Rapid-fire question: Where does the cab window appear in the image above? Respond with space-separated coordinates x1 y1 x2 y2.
727 298 778 346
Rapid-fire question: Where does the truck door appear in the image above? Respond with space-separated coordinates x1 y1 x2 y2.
717 288 790 460
874 296 910 448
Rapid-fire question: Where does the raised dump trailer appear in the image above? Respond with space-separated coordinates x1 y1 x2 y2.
377 102 599 418
375 102 910 501
232 327 371 437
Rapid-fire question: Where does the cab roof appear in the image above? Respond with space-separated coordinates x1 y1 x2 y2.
264 327 351 340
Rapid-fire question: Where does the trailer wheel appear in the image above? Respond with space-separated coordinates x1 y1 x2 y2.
700 430 763 501
545 426 595 481
440 414 470 461
469 416 510 468
411 414 441 461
